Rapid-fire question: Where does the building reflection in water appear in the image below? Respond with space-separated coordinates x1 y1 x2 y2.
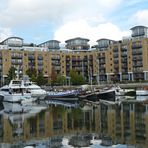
0 99 147 147
100 99 148 148
0 101 100 147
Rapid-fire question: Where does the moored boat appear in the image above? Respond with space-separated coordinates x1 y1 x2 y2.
136 86 148 96
0 80 33 103
115 86 136 96
78 91 97 102
46 90 78 99
96 87 116 101
23 80 47 100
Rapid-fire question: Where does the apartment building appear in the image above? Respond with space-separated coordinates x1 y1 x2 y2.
0 37 97 85
0 25 147 85
95 25 148 83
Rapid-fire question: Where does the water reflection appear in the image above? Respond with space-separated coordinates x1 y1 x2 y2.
0 96 147 147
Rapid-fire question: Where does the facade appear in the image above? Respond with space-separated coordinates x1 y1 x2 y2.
38 40 60 50
0 25 148 85
95 25 148 83
65 37 90 50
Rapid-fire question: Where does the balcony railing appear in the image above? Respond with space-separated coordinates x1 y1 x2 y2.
131 32 145 37
28 55 35 60
133 62 143 67
132 44 142 49
121 58 127 63
11 54 23 59
121 52 127 57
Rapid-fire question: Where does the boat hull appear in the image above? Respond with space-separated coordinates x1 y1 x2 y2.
97 89 116 101
46 91 78 100
78 93 97 102
136 90 148 96
3 93 33 103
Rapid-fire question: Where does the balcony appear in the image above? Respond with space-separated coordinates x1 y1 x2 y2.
11 54 23 59
54 66 61 71
114 59 118 64
133 56 142 61
133 68 143 73
38 62 43 66
132 50 142 55
38 56 43 60
113 54 118 58
121 52 127 57
122 69 128 73
121 48 127 52
121 58 127 63
52 56 60 60
133 62 143 67
132 44 142 49
131 32 145 37
28 55 35 60
99 59 105 64
113 47 118 52
122 64 127 68
52 62 60 66
99 66 105 70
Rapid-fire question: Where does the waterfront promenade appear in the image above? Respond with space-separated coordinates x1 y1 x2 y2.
42 82 148 91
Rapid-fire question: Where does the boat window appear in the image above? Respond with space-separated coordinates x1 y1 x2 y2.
1 89 9 92
13 88 22 93
12 81 21 85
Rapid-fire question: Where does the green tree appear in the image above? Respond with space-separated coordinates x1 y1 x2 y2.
26 68 37 82
56 75 66 85
70 69 85 85
36 72 47 86
6 67 17 84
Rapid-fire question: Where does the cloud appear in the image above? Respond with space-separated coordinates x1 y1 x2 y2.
0 27 12 42
0 0 123 27
96 0 122 10
133 9 148 26
54 19 130 45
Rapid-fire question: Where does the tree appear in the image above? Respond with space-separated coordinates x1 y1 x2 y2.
56 75 66 85
26 68 37 82
36 72 47 86
70 69 85 85
6 67 17 84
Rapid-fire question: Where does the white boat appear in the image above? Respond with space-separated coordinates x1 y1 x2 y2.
115 86 136 96
23 80 47 100
0 78 47 102
136 87 148 96
0 80 33 103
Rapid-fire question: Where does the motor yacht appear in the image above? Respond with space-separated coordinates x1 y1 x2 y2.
23 80 47 100
0 80 33 103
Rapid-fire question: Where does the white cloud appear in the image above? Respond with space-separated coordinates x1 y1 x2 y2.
96 0 122 10
54 19 130 45
0 0 123 27
133 9 148 26
0 27 12 42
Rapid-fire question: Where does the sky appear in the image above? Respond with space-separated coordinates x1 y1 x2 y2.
0 0 148 46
